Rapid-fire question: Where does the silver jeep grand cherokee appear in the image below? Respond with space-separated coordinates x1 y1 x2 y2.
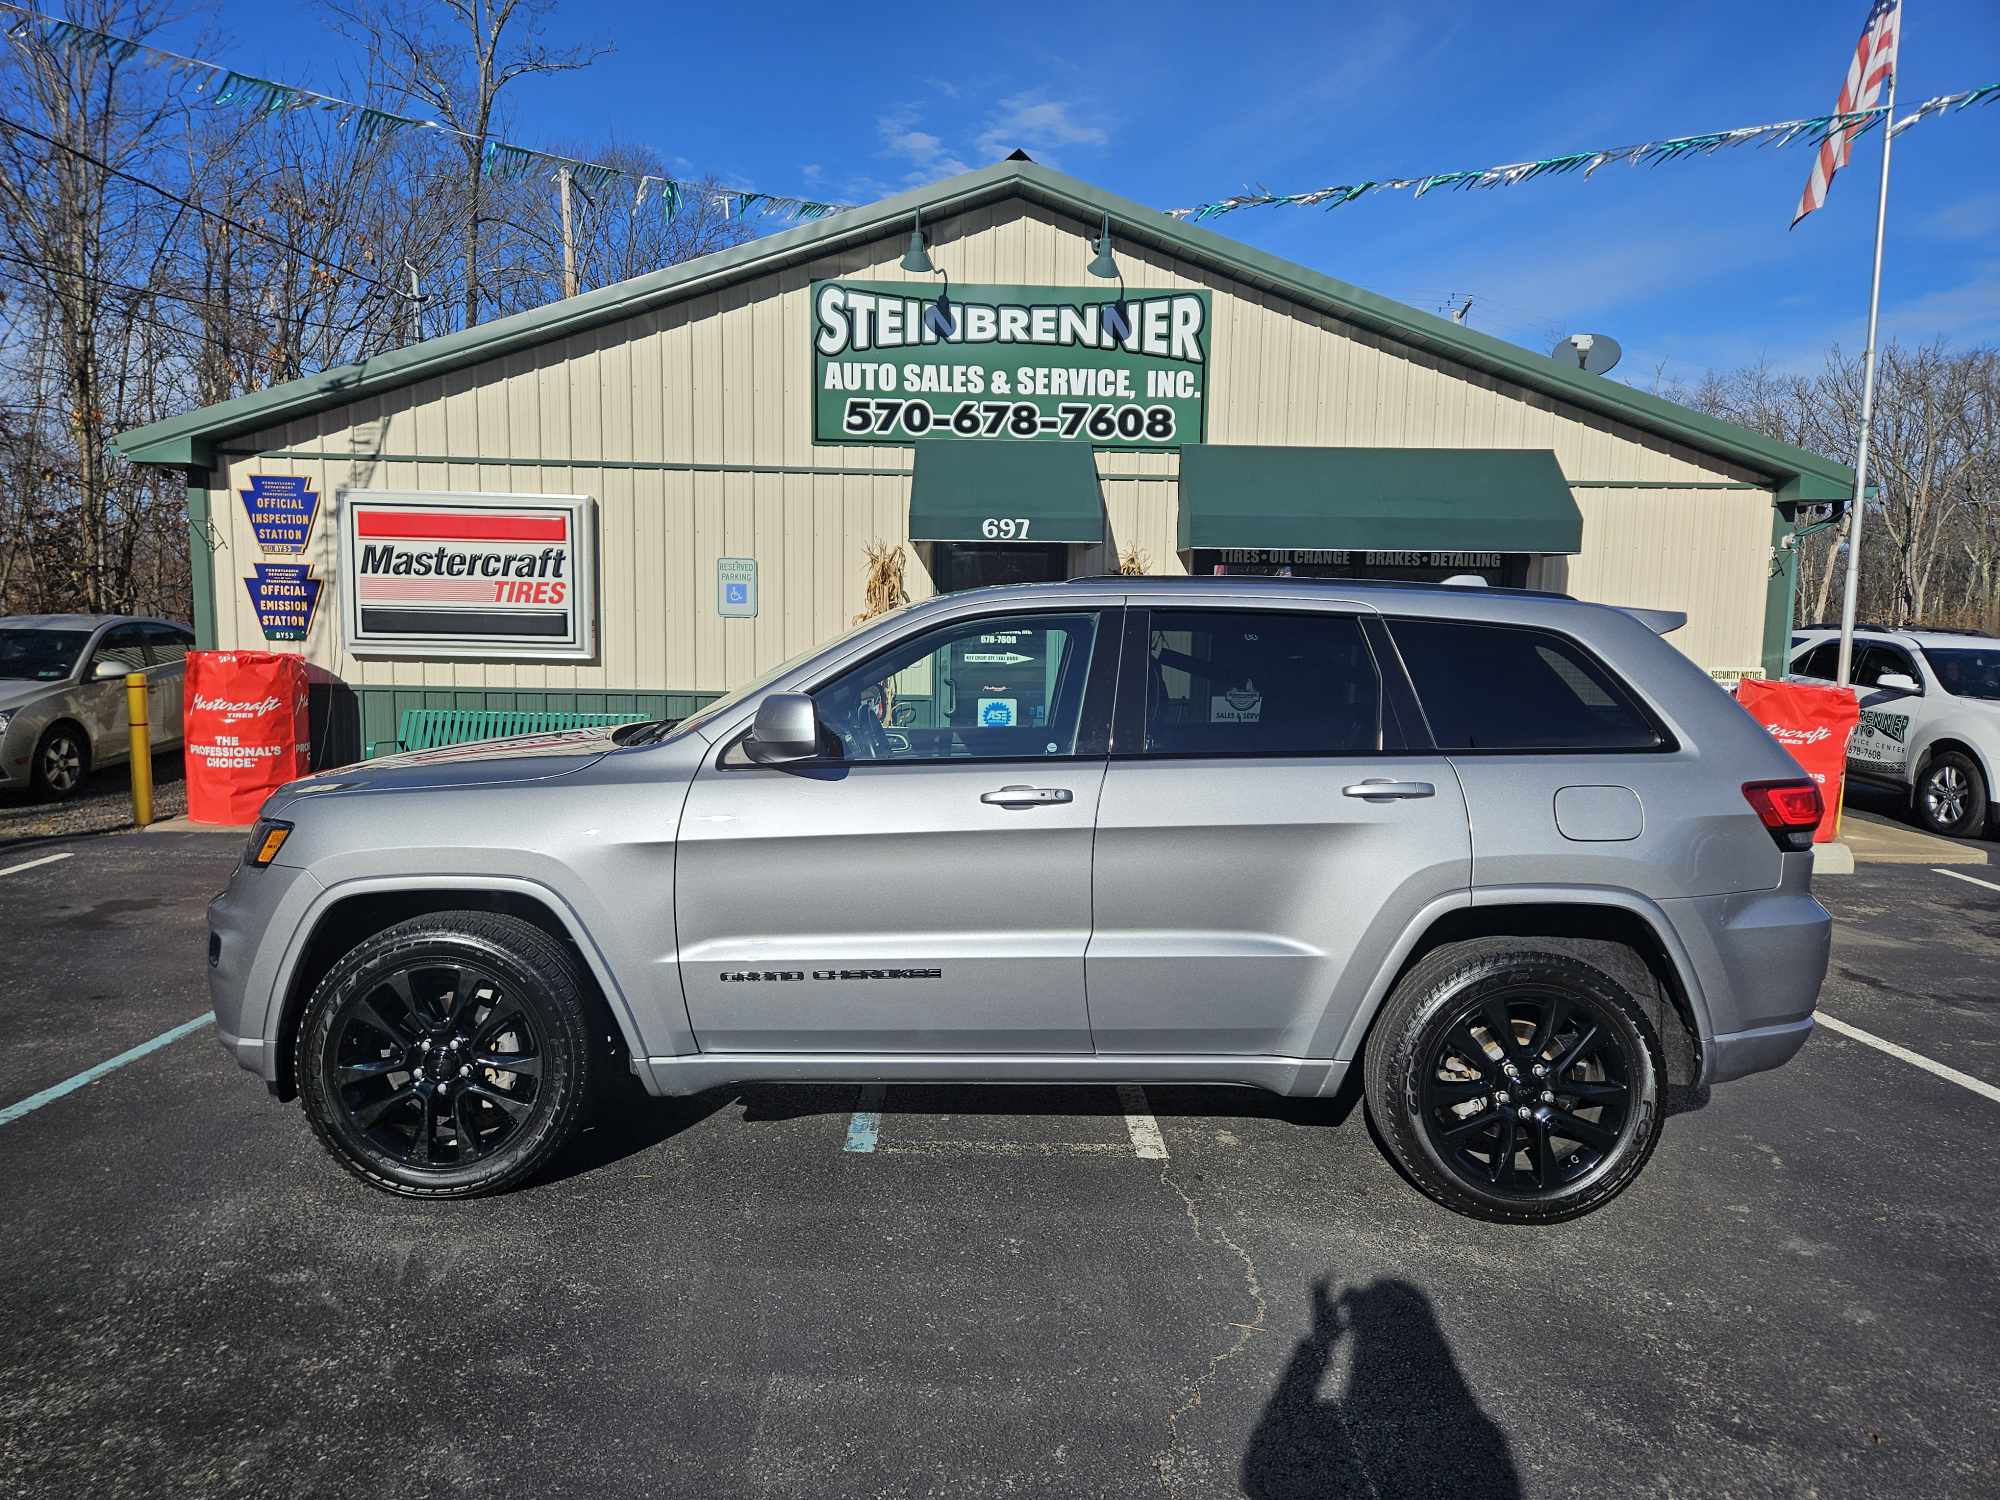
207 578 1831 1222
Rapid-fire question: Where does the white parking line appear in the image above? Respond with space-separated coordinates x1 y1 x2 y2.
0 850 73 880
0 1015 214 1127
1816 1013 2000 1106
1934 867 2000 895
1117 1084 1169 1159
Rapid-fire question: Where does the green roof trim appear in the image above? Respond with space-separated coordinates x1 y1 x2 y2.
1177 446 1583 554
909 442 1103 543
115 160 1854 503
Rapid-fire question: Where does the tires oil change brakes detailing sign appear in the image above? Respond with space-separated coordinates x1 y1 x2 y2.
813 281 1210 448
339 491 597 660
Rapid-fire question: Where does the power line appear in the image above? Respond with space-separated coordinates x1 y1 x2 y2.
0 112 403 293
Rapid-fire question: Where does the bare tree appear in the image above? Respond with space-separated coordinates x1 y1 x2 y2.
323 0 607 330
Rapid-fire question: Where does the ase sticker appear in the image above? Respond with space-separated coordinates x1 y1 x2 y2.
978 697 1018 728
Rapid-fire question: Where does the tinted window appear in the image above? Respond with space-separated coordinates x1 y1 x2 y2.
811 610 1101 762
1922 646 2000 701
1794 642 1840 680
141 623 192 665
1389 618 1665 752
1141 610 1382 756
91 625 151 671
1854 643 1919 688
0 628 90 681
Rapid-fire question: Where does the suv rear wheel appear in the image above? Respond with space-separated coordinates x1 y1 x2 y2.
297 911 592 1198
1364 938 1666 1224
1915 750 1988 839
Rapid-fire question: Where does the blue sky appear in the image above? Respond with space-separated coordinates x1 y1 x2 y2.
190 0 2000 385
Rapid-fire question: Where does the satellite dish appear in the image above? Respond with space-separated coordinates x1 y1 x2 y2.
1552 332 1622 375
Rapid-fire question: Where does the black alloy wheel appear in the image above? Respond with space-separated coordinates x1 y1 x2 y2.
328 960 542 1168
298 912 592 1198
1419 986 1634 1197
1365 939 1665 1223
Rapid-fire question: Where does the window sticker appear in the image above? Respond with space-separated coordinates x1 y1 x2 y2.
978 697 1018 728
1211 681 1263 724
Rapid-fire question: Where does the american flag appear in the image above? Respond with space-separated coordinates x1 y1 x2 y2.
1793 0 1902 226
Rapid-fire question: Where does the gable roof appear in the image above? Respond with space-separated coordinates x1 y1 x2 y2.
116 159 1851 503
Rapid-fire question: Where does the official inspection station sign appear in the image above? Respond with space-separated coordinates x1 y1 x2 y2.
812 281 1209 448
338 490 597 660
238 474 320 554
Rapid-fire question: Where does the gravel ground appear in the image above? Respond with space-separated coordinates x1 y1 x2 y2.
0 750 187 844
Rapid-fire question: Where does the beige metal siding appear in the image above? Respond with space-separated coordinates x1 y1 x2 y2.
208 197 1773 687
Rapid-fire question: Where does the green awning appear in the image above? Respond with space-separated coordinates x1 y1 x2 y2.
909 442 1104 544
1176 446 1582 554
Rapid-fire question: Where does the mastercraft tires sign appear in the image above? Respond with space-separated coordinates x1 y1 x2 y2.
339 490 597 660
813 281 1210 448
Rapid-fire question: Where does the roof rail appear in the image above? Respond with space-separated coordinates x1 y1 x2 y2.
1068 574 1577 602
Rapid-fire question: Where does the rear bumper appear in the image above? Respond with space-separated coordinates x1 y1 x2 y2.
1661 883 1831 1085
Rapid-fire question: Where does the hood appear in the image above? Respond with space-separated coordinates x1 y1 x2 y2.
0 678 70 711
271 726 626 802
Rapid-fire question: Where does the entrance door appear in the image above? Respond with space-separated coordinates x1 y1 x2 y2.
675 605 1118 1053
1088 605 1471 1057
931 541 1070 593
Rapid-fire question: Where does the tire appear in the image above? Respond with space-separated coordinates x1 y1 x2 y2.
30 723 89 800
1363 938 1666 1224
1915 751 1988 839
296 911 593 1198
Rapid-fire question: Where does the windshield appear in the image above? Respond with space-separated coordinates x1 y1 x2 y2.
1922 646 2000 702
629 611 904 745
0 628 90 681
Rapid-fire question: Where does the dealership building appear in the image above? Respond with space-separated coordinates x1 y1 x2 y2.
118 158 1853 760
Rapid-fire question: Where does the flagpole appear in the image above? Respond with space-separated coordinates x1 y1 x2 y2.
1835 50 1899 687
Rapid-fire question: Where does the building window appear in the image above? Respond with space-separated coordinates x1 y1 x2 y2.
1191 549 1532 588
930 542 1071 594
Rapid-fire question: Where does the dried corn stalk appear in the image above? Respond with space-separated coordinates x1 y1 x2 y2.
1117 544 1151 576
853 540 909 624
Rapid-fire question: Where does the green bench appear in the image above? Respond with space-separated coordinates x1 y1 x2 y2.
366 708 654 758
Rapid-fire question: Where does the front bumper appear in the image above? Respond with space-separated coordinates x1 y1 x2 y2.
207 859 323 1084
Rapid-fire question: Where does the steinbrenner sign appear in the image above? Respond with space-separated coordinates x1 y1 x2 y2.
339 490 597 660
813 280 1210 448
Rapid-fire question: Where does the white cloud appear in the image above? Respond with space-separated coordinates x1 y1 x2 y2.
877 107 971 184
974 93 1108 162
1920 192 2000 241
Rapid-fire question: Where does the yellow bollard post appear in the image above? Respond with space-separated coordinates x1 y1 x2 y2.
125 670 154 828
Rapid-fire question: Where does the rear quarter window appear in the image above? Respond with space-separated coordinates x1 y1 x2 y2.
1388 617 1668 752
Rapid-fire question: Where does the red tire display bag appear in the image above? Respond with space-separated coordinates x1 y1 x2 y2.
1734 677 1860 843
182 652 310 825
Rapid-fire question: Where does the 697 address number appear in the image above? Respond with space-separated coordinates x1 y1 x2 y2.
842 397 1178 442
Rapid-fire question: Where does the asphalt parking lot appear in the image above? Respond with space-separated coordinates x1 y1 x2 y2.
1 833 1996 1499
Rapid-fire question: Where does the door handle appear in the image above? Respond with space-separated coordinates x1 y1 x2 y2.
1342 779 1436 801
981 785 1074 808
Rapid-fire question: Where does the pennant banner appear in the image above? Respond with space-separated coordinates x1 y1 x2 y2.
1 1 850 225
1167 85 2000 223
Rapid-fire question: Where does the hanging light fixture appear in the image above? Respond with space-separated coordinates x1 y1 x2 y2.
900 209 934 274
1086 214 1119 278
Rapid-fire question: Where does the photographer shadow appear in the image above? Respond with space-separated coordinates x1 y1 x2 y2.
1243 1278 1520 1500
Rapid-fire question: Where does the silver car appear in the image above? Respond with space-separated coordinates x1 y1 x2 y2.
207 578 1831 1222
0 614 194 799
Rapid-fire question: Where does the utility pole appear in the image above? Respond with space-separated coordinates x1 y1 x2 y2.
558 166 578 300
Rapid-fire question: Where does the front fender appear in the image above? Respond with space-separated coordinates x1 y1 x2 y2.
264 871 667 1093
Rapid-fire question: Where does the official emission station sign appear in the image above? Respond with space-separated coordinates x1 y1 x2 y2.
812 281 1209 448
338 490 597 660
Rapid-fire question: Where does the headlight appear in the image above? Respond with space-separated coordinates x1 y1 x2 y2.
0 709 14 736
243 818 294 868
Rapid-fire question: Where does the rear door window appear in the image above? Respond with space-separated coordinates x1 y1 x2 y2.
90 624 152 672
1794 641 1840 680
1388 617 1666 752
1139 610 1383 756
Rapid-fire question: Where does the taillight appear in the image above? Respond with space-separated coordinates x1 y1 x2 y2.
1742 779 1823 851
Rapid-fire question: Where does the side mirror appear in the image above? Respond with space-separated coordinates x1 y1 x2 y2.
1875 672 1919 694
91 658 128 681
744 692 820 765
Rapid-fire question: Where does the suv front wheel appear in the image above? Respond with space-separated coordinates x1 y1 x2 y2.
1364 938 1666 1224
1915 750 1988 839
297 911 593 1198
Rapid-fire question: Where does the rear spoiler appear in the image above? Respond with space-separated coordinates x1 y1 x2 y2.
1620 606 1687 636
